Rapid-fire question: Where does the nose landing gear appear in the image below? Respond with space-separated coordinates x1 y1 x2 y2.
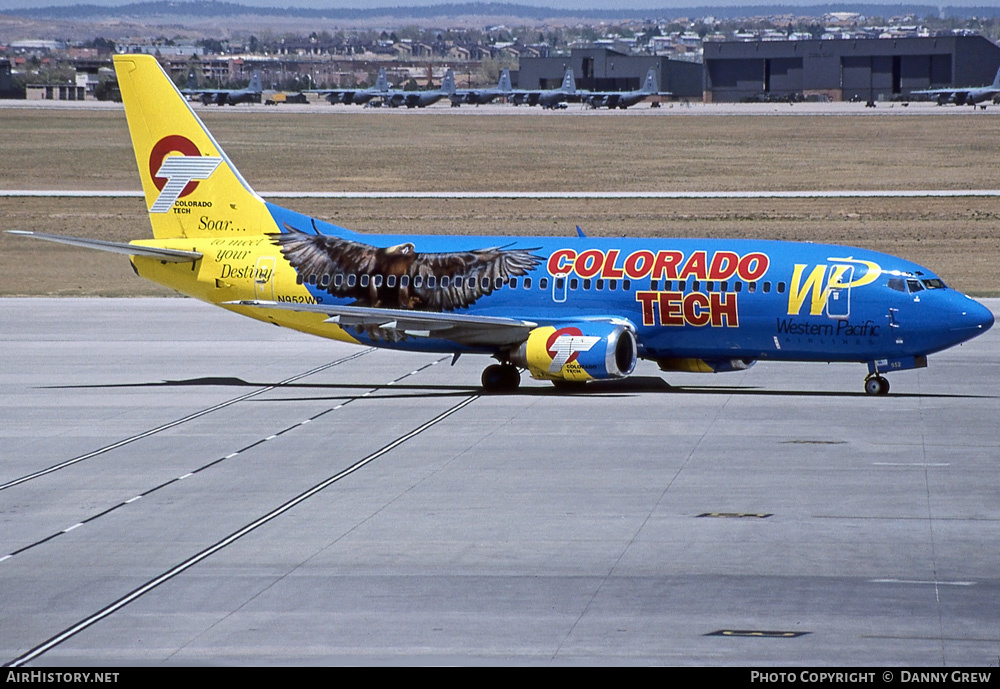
864 373 890 396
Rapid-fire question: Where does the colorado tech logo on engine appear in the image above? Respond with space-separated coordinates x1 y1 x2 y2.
148 135 222 214
547 247 770 329
546 327 600 373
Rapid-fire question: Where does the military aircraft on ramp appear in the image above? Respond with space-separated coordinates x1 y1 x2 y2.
9 55 994 395
510 68 579 109
581 68 672 109
449 69 514 106
310 68 390 105
182 70 263 106
911 66 1000 107
383 69 456 108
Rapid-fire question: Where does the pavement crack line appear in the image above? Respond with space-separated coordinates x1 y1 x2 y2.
6 392 480 668
551 376 743 660
0 353 444 563
0 349 374 492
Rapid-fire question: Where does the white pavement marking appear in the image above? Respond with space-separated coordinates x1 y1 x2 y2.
3 190 1000 199
4 394 480 668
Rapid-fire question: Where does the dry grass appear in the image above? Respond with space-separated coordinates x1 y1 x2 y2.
1 107 998 295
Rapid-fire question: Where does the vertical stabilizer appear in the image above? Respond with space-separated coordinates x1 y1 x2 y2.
113 54 275 239
641 68 658 94
498 69 512 93
561 68 576 94
442 69 456 95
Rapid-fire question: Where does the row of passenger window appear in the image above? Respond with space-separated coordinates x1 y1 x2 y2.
296 272 507 290
295 272 787 294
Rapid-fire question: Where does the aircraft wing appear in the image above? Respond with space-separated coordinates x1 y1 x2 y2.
227 299 537 346
910 88 957 96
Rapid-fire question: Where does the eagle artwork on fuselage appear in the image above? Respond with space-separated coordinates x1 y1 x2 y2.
273 223 542 311
271 222 542 340
8 54 995 395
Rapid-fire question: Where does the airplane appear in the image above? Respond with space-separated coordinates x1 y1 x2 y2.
581 68 671 109
9 54 994 396
182 69 263 106
309 68 390 106
509 68 579 109
448 69 513 106
382 69 456 108
910 65 1000 107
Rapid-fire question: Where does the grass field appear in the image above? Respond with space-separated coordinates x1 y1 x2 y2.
1 107 998 295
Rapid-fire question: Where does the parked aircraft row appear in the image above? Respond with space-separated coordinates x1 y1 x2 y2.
182 71 264 106
179 64 1000 110
311 67 670 109
10 54 993 396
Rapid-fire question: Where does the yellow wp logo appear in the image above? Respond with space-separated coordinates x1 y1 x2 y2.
787 257 882 316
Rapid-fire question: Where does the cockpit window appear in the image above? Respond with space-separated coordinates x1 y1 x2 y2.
906 279 924 293
887 277 906 292
921 278 946 290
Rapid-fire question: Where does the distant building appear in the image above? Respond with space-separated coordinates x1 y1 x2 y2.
117 43 204 58
8 39 66 53
703 34 1000 102
1 59 22 98
520 48 703 100
26 72 90 100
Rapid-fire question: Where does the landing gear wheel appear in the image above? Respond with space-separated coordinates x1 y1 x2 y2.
499 364 520 391
864 376 890 396
481 363 520 393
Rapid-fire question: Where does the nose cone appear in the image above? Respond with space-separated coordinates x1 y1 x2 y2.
952 295 994 339
975 300 995 332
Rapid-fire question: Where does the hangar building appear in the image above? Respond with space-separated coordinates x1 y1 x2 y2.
519 48 703 100
0 59 21 99
702 34 1000 103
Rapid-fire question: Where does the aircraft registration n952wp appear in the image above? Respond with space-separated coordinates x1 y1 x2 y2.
10 55 994 395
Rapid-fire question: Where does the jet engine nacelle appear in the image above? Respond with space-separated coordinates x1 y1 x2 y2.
510 322 637 382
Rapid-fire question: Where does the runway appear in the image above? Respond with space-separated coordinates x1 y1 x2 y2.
2 297 998 666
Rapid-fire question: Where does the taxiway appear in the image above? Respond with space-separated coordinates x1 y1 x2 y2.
2 297 998 665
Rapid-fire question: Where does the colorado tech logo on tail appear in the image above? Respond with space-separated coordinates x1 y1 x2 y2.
148 135 222 213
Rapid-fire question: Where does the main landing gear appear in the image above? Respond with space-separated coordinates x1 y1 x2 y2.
864 374 890 396
481 362 521 393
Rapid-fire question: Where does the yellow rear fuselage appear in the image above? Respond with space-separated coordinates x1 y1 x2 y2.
131 236 361 345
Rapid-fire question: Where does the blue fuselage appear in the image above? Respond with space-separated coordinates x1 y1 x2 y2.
266 205 994 365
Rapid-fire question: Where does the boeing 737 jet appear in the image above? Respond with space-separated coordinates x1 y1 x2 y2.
911 66 1000 106
10 55 994 395
182 70 263 106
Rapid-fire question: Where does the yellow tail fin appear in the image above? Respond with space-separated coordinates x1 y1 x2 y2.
114 54 276 239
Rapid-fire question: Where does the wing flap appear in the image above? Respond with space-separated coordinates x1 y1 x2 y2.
227 299 536 346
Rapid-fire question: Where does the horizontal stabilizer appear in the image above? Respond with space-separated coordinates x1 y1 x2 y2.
6 231 202 262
